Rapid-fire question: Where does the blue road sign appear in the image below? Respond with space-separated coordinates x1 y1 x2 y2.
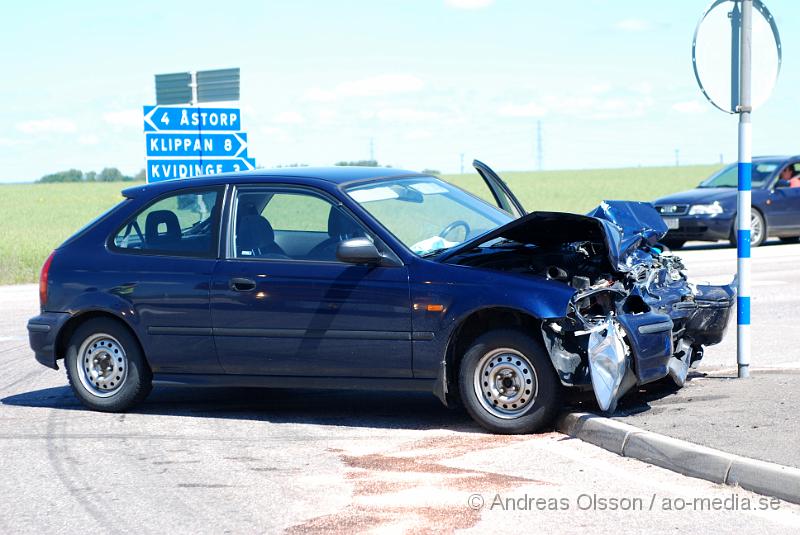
143 106 241 132
145 132 248 158
147 157 256 182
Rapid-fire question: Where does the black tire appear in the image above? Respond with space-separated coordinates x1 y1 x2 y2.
65 318 152 412
458 329 562 434
661 239 686 250
731 208 766 248
779 236 800 244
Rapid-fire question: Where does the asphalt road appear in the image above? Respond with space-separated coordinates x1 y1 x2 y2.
2 240 799 533
675 239 800 370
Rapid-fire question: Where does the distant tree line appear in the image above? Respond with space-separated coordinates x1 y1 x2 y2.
335 160 382 167
38 168 145 183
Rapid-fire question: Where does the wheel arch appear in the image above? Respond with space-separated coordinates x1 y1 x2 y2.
439 306 546 407
55 310 149 370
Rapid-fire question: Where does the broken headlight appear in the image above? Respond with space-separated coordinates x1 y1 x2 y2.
569 285 627 324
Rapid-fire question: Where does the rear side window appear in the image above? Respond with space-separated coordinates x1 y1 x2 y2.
112 188 222 257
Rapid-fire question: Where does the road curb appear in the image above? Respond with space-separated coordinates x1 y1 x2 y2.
557 411 800 505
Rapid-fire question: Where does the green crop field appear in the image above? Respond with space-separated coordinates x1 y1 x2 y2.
0 163 722 285
442 164 721 213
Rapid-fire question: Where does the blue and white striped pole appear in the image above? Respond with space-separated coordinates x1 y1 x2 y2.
737 0 752 379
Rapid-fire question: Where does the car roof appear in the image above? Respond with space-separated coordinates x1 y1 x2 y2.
753 155 799 163
122 166 427 198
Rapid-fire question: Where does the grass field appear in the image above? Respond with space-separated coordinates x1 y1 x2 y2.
0 163 721 285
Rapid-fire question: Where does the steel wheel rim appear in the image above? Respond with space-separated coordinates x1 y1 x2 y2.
751 212 763 244
473 348 538 419
76 333 128 398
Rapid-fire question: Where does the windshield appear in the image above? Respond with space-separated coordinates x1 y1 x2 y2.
698 162 778 188
345 176 513 256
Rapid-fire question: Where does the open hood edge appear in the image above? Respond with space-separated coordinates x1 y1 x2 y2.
438 210 623 271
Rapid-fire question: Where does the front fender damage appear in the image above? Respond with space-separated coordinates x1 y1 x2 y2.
444 200 736 413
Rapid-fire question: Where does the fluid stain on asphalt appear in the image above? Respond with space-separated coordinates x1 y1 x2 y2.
285 434 555 533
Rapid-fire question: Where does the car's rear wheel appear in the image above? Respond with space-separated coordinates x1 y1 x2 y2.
458 329 561 434
731 209 766 248
65 318 152 412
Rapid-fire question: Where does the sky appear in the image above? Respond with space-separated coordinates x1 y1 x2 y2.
0 0 797 182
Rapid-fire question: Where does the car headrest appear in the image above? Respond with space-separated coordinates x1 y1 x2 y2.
145 210 181 246
237 214 275 249
237 202 259 221
327 208 362 239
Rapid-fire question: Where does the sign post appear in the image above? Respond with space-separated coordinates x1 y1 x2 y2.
737 0 752 378
692 0 780 378
144 68 256 183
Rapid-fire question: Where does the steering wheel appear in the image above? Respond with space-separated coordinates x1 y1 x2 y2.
439 220 471 240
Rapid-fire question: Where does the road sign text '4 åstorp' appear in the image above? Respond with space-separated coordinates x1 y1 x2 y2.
143 105 255 182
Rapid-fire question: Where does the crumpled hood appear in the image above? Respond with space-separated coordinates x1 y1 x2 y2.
587 200 668 264
441 200 668 272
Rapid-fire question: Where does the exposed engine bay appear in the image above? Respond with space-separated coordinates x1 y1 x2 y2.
444 200 735 412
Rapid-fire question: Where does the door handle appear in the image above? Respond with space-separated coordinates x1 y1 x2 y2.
230 277 256 292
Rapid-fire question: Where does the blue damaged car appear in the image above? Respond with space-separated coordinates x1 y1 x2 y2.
27 161 735 433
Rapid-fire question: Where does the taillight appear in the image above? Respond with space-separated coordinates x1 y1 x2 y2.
39 251 55 310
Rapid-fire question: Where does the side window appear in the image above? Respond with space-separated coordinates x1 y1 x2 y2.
234 189 369 261
112 189 221 256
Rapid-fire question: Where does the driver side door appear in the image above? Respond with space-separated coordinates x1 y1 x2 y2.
210 185 413 377
769 161 800 232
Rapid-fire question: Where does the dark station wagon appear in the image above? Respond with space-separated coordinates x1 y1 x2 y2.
28 162 734 433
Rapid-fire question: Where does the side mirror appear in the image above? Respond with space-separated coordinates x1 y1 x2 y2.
336 238 383 265
776 179 791 189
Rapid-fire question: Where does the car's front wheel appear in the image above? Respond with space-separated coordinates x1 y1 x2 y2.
458 329 561 434
65 318 152 412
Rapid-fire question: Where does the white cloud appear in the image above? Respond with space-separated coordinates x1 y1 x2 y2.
0 137 21 147
376 108 440 122
103 109 141 127
259 126 293 143
305 74 425 101
405 129 433 140
589 82 612 94
671 100 707 114
630 81 653 95
317 109 337 122
273 111 305 124
615 19 652 32
78 134 100 145
303 88 337 102
534 93 654 120
500 93 655 121
16 118 77 134
498 101 547 118
445 0 494 9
